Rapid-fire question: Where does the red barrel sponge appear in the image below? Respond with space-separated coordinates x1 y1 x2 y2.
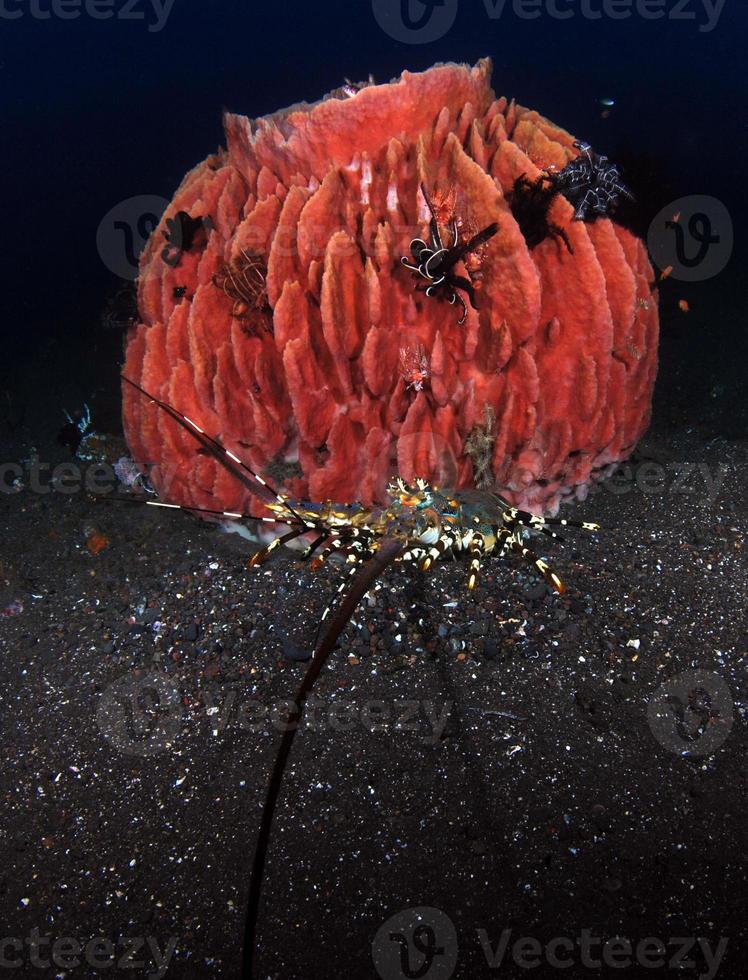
123 58 658 517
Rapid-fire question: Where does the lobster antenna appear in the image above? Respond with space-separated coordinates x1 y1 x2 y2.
104 493 302 531
241 537 405 978
121 376 309 527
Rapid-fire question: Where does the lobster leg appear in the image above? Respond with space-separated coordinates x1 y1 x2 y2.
506 535 566 595
502 505 599 534
248 528 311 569
301 532 330 561
420 530 457 572
310 535 361 571
467 533 486 591
308 541 376 650
401 546 428 566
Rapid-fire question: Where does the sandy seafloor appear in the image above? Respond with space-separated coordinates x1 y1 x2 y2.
1 332 747 979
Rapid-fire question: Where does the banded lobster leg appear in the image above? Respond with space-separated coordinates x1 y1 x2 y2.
247 528 311 568
467 532 486 591
489 506 600 595
501 528 568 595
419 528 458 572
502 506 600 537
301 532 330 561
310 536 357 571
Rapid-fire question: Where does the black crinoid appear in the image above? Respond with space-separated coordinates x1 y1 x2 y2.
509 173 573 253
553 140 634 221
160 210 213 267
509 140 634 254
401 183 499 324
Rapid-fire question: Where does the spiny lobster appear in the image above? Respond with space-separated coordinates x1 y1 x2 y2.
121 376 600 978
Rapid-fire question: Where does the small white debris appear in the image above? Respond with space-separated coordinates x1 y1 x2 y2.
626 638 641 650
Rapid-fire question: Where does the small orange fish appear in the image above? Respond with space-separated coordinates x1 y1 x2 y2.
678 299 690 313
660 265 673 281
86 531 110 556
